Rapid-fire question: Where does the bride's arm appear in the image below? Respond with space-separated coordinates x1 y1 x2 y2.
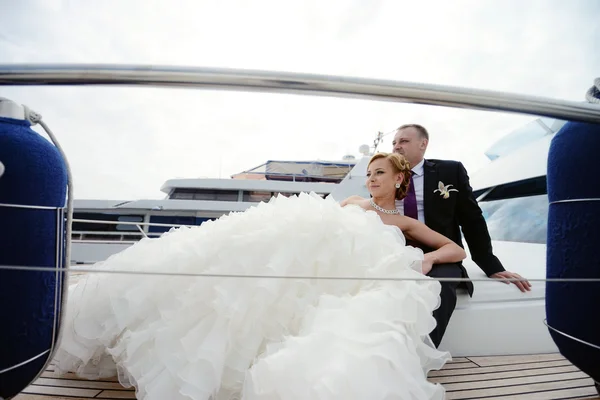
340 195 365 207
401 217 466 266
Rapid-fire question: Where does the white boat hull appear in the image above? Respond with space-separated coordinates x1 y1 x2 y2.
441 241 556 356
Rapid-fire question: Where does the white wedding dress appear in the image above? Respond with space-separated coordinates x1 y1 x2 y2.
53 193 451 399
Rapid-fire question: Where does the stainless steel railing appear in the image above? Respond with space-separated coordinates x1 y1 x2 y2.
1 64 599 123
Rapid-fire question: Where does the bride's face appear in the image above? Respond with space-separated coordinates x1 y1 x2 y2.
366 158 403 198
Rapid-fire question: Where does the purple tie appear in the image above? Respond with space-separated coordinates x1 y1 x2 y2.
403 172 418 220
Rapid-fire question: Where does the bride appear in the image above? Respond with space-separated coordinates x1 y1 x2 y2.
53 152 466 400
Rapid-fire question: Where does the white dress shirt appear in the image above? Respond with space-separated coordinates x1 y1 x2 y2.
395 158 425 222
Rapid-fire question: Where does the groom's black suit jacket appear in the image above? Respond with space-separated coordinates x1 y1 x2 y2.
420 159 506 296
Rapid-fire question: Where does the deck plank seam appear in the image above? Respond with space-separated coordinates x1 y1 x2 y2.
430 369 584 385
466 357 481 367
21 388 102 398
27 382 133 392
438 363 480 370
450 389 599 400
444 376 594 393
429 362 573 378
463 358 567 368
40 375 121 383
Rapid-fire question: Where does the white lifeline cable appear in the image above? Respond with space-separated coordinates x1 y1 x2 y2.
543 319 600 352
1 264 600 283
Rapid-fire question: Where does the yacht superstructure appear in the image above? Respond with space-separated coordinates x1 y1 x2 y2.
71 159 357 263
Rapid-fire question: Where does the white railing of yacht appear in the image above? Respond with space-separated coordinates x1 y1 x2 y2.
72 218 196 229
71 218 198 242
72 232 157 243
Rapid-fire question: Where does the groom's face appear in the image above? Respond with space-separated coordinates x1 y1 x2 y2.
392 128 427 167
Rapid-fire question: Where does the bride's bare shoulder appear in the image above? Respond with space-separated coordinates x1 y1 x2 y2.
340 195 368 208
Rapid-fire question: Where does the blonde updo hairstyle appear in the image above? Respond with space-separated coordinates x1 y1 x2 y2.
367 152 412 200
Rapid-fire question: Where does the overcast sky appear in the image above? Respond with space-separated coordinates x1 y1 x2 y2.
1 0 598 200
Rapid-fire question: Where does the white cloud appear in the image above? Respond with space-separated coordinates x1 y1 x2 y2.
1 0 598 199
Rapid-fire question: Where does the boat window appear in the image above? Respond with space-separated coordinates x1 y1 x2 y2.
170 188 239 201
194 189 239 201
475 176 547 201
148 215 198 233
241 191 328 202
196 217 216 224
116 215 144 231
277 192 295 198
73 213 145 232
243 191 273 202
479 194 548 244
170 189 194 200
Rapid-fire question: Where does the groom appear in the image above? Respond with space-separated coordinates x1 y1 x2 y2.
391 124 531 347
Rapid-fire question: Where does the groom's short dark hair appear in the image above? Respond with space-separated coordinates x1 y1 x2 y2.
396 124 429 141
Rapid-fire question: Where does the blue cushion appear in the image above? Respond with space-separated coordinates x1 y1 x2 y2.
0 116 68 398
546 121 600 381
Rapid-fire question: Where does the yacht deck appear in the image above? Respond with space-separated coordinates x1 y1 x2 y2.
14 353 599 400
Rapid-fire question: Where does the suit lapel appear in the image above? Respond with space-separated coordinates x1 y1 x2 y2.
423 159 438 225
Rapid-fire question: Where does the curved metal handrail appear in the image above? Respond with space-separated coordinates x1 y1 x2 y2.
1 64 599 123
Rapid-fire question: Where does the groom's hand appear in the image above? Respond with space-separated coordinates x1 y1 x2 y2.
490 271 532 293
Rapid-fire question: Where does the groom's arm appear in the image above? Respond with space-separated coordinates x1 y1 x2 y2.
453 161 505 276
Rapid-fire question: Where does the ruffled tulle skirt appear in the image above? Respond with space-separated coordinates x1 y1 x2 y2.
53 193 450 399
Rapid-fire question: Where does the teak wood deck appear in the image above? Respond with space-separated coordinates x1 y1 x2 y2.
13 353 599 400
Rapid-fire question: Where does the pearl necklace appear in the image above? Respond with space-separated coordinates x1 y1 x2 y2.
369 198 399 215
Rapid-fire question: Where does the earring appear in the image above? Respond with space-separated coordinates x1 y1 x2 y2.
395 183 401 188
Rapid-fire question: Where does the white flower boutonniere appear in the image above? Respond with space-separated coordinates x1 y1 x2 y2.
434 181 458 199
